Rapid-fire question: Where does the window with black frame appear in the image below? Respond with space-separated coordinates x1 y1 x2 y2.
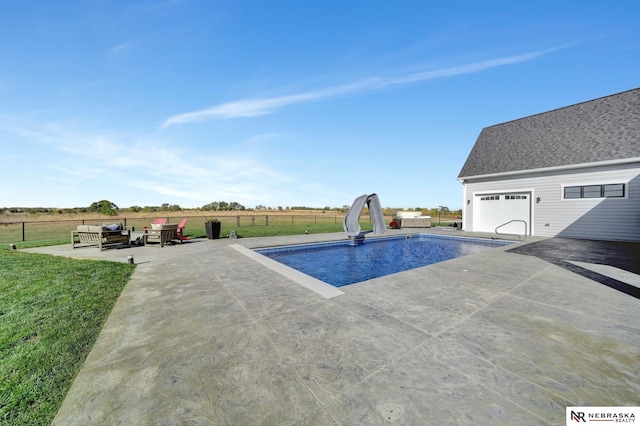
563 183 625 199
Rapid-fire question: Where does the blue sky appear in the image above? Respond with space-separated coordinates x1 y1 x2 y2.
1 1 639 210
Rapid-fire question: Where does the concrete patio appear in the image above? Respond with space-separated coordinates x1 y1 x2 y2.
26 229 640 425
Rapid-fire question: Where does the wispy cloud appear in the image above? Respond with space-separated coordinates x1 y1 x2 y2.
108 40 136 60
2 115 291 206
162 47 562 128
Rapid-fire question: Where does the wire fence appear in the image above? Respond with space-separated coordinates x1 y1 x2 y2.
0 214 374 244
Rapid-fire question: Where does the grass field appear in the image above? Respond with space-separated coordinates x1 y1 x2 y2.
0 249 135 425
0 210 460 247
0 212 386 247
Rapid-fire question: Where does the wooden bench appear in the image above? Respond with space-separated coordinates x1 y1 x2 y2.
71 225 131 251
144 224 181 247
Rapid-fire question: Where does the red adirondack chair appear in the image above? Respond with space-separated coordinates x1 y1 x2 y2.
176 218 188 241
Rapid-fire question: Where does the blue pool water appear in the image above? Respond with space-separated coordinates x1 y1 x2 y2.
255 234 513 287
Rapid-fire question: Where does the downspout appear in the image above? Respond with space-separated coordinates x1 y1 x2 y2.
458 178 467 231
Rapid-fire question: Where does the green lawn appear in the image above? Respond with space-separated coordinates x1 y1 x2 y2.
215 221 372 238
0 213 381 245
0 249 135 425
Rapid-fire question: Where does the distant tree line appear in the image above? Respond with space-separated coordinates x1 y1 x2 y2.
200 201 246 211
128 203 183 213
1 202 462 218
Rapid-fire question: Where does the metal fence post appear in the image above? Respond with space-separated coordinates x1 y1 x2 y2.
22 222 25 241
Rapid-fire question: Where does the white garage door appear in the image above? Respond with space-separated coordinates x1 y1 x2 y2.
473 193 531 235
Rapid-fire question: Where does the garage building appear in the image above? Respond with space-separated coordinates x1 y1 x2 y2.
458 88 640 241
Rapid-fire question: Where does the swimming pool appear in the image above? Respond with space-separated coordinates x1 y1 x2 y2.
255 234 513 287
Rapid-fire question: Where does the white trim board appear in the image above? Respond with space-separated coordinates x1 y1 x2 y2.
459 157 640 181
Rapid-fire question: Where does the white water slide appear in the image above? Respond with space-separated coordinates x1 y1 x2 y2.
343 193 387 238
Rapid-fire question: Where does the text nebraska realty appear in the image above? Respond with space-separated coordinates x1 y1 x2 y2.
572 411 635 422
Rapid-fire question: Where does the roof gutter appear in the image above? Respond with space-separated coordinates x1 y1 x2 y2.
458 156 640 182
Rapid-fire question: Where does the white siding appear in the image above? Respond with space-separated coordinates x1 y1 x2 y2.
462 181 473 231
461 163 640 241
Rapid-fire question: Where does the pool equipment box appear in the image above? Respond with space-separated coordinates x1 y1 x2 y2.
395 211 432 228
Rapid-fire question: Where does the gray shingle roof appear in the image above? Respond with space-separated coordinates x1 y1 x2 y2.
458 88 640 178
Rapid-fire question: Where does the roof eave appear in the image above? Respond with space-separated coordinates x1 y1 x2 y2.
458 156 640 182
